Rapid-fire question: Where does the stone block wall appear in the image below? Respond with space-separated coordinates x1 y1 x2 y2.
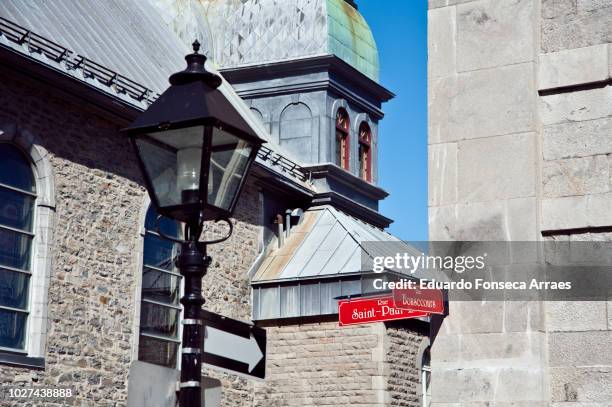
385 324 426 407
0 71 261 406
428 0 612 405
428 0 545 402
428 0 539 244
253 321 387 406
538 3 612 401
252 321 425 407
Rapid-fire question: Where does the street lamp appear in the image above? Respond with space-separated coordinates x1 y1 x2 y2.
123 41 264 407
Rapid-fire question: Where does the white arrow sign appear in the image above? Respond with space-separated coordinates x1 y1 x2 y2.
204 326 264 373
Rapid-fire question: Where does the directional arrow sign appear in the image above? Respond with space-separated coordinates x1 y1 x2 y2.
201 310 266 380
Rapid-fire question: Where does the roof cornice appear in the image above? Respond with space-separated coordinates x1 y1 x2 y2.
219 54 395 102
303 163 389 201
311 191 392 229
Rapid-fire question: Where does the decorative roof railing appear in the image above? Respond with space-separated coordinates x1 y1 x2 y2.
257 145 307 181
0 17 159 105
0 16 309 183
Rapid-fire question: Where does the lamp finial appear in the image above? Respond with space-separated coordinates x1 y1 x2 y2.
169 40 221 88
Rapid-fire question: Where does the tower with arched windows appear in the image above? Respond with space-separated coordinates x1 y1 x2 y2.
205 0 394 227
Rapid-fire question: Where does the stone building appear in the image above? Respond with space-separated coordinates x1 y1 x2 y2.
0 1 431 406
428 0 612 405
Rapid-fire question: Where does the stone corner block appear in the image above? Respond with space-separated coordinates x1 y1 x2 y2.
541 192 612 232
539 44 609 91
541 195 588 231
428 5 456 79
457 0 535 72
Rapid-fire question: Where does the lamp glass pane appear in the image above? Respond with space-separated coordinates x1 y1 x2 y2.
208 127 253 211
135 126 204 208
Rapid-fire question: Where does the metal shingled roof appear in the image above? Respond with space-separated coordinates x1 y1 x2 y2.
0 0 188 93
203 0 380 82
252 205 424 283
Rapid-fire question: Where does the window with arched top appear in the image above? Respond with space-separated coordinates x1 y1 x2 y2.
279 102 313 161
420 346 431 407
0 143 36 352
138 205 183 368
335 108 350 170
358 122 372 182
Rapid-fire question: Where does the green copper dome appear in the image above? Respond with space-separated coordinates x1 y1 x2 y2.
327 0 379 82
205 0 381 83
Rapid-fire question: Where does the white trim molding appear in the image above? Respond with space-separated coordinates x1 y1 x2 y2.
0 122 56 367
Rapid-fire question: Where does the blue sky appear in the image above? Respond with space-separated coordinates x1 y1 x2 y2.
359 0 429 241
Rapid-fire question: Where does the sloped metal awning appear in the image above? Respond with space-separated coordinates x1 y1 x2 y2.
252 205 429 283
251 206 432 320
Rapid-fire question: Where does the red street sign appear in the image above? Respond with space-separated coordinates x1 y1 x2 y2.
338 295 428 326
392 288 445 315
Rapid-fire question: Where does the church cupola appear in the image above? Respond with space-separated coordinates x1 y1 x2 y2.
203 0 394 225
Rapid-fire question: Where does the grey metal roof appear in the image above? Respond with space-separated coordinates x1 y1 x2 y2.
203 0 380 81
0 3 311 187
0 0 188 93
252 205 426 283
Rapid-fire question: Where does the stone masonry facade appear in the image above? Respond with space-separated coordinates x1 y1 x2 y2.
253 321 426 407
429 0 612 405
385 324 426 407
0 70 261 406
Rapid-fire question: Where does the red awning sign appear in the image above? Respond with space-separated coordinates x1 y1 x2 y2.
392 288 445 315
338 295 428 326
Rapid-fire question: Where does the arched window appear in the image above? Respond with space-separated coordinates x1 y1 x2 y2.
138 205 182 368
420 346 431 407
358 122 372 182
280 103 313 161
0 143 36 352
335 108 350 170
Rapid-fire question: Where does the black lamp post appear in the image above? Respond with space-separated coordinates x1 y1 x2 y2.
123 41 264 407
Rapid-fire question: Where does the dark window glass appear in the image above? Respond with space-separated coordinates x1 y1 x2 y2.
0 144 35 192
143 233 177 271
0 188 35 232
0 308 27 349
142 267 180 306
139 206 182 368
0 269 29 310
0 144 35 352
0 229 32 271
140 301 179 338
138 335 179 369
